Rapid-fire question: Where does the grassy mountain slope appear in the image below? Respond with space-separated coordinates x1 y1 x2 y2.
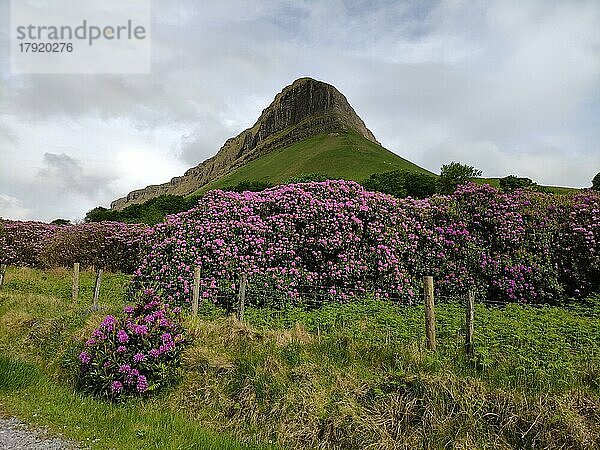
194 131 432 195
194 132 579 196
474 177 580 195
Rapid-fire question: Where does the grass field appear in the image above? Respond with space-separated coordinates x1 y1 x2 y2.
1 267 599 449
474 177 581 195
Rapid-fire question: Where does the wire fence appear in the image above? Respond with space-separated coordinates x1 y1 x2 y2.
1 263 597 362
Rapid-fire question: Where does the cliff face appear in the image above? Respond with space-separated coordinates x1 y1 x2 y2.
111 77 379 210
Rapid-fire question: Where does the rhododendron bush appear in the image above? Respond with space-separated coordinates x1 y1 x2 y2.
0 220 57 267
78 291 186 400
0 220 150 273
131 181 599 305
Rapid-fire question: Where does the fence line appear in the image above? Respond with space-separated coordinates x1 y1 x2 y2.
1 263 597 359
0 264 6 290
72 262 80 303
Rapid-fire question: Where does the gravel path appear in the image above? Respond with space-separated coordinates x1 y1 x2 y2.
0 417 80 450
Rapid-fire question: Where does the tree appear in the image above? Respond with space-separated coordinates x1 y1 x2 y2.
85 206 114 223
85 195 202 225
362 170 437 199
593 172 600 191
362 170 407 198
438 161 482 194
403 171 438 198
50 218 71 226
499 175 534 192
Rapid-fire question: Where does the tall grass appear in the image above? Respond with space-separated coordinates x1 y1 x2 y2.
1 267 599 449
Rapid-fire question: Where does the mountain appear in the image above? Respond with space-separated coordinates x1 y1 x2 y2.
111 77 430 210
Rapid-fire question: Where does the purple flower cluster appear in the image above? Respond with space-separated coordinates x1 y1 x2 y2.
131 180 599 305
0 220 150 273
0 220 57 267
78 291 187 400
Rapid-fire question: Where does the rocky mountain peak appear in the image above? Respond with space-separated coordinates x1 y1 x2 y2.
110 77 379 210
254 77 378 145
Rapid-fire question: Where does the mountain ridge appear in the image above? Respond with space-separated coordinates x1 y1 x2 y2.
111 77 383 210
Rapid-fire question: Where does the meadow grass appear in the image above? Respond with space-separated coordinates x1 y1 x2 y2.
0 357 269 450
1 266 599 449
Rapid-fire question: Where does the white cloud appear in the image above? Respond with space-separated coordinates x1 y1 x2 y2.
0 0 599 221
0 194 31 220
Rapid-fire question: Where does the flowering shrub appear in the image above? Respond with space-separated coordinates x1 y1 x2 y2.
40 221 150 273
78 290 186 400
0 220 150 273
0 220 57 267
132 180 599 305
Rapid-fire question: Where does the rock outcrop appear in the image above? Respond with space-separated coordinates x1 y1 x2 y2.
111 77 378 210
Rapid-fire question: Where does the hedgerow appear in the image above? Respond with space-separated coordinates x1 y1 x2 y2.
131 181 599 306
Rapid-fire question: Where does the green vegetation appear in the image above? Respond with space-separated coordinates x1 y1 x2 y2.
438 161 483 194
362 169 437 198
85 195 201 225
195 131 433 195
0 358 267 450
499 175 534 192
0 267 270 450
49 218 71 226
593 171 600 191
222 180 274 193
1 267 599 449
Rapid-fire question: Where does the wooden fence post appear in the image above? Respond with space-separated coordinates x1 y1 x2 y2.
192 266 201 317
465 289 475 357
237 273 247 321
0 264 6 290
72 263 80 303
423 276 436 351
92 268 103 310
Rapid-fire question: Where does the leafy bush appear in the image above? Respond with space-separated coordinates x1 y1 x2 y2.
362 170 437 199
499 175 534 192
0 220 150 273
593 172 600 191
285 173 329 184
85 195 202 225
223 180 274 192
438 161 482 194
78 290 187 400
362 170 407 198
40 221 149 272
0 220 57 267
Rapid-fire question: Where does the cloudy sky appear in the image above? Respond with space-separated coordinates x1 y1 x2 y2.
1 0 599 222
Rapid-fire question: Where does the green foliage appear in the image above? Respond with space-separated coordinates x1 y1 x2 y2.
285 173 329 184
438 161 483 194
362 170 437 199
0 358 269 450
85 195 201 225
223 180 274 192
362 170 407 197
85 206 118 223
499 175 534 192
593 172 600 191
50 218 71 225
